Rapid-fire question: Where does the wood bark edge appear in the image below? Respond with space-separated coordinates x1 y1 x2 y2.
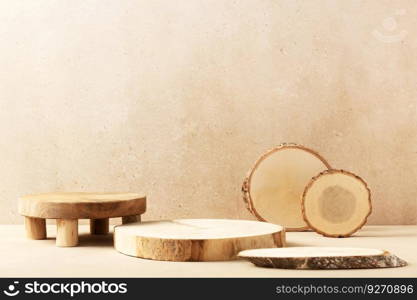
242 143 331 231
301 169 372 238
114 220 286 262
239 251 406 269
116 231 285 262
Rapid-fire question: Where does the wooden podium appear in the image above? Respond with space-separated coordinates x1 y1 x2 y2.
18 192 146 247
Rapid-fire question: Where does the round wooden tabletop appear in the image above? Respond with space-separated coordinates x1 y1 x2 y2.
114 219 285 261
18 192 146 219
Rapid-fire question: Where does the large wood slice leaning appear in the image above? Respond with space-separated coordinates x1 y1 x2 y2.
242 144 330 231
238 247 407 269
114 219 285 261
302 170 371 237
18 192 146 247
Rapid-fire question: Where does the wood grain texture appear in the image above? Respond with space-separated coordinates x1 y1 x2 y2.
24 217 46 240
56 219 78 247
18 192 146 219
238 247 407 269
242 143 330 231
114 219 285 261
302 170 372 237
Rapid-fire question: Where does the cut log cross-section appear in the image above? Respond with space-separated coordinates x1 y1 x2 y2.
238 247 407 269
302 170 372 237
114 219 285 261
242 144 330 231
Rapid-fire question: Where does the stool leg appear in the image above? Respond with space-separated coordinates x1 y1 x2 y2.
25 217 46 240
122 215 141 224
56 219 78 247
90 218 109 235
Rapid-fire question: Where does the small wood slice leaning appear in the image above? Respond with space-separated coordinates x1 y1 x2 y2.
18 192 146 247
114 219 285 261
242 144 330 231
302 170 371 237
238 247 407 269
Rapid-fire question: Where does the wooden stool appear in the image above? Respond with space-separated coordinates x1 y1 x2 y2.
18 193 146 247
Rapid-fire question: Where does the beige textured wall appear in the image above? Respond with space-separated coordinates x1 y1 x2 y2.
0 1 416 224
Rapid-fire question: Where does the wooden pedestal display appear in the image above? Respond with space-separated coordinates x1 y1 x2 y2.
238 247 407 269
18 192 146 247
242 144 330 231
302 170 372 237
114 219 285 261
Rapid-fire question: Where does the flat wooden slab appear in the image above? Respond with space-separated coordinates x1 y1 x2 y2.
114 219 285 261
18 192 146 219
238 247 407 269
243 144 330 231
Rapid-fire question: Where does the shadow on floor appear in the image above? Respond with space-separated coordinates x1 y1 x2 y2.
77 233 114 247
43 233 114 247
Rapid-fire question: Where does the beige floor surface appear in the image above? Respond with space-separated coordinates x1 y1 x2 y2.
0 225 415 277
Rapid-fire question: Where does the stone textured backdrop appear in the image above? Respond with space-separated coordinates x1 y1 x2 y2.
0 0 416 224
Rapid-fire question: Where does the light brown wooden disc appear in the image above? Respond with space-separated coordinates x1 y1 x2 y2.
18 192 146 219
243 144 330 231
238 247 407 269
302 170 371 237
114 219 285 261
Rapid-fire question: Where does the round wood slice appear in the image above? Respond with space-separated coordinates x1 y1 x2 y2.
114 219 285 261
238 247 407 269
302 170 371 237
18 192 146 219
242 144 330 231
